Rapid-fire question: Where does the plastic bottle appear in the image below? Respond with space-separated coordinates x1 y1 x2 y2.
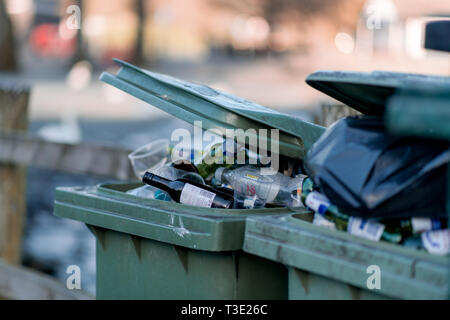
214 165 307 207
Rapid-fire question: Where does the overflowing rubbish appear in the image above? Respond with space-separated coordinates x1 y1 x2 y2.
125 115 449 255
117 62 449 256
299 189 449 255
305 116 450 219
295 115 450 255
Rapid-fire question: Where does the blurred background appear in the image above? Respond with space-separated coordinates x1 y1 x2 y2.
0 0 449 297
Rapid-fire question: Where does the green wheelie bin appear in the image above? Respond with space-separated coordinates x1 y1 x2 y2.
243 70 450 300
53 59 325 300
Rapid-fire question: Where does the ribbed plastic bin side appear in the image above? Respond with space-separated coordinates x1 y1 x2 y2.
54 183 288 299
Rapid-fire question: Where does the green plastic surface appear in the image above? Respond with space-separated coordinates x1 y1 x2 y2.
386 89 450 140
54 183 291 252
100 59 325 159
243 214 449 300
385 88 450 300
306 70 450 115
94 229 287 299
54 183 292 299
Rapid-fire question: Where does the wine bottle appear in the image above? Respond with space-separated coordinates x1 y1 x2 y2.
142 172 234 209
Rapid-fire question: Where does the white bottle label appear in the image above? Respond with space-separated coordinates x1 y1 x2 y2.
243 197 256 209
347 217 385 241
421 229 450 255
180 183 216 208
313 213 336 230
411 218 432 234
411 218 442 234
305 191 331 214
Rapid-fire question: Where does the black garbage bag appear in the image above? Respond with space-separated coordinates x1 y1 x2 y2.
304 116 450 219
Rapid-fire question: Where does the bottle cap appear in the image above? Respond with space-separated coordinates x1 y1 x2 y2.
215 167 226 182
142 172 154 183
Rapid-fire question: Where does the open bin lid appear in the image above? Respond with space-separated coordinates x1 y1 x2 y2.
100 59 325 159
306 70 450 115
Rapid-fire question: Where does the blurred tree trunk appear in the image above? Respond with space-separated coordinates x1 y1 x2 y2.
134 0 146 64
71 0 85 64
0 84 30 265
0 0 17 71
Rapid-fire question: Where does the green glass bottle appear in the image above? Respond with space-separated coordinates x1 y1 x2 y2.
196 140 265 180
303 191 403 243
300 181 447 244
196 141 236 180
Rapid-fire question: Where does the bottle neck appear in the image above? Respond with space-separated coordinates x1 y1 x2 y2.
214 167 229 182
142 172 171 192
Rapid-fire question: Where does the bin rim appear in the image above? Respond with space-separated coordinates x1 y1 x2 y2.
54 183 294 252
306 70 450 116
96 182 291 217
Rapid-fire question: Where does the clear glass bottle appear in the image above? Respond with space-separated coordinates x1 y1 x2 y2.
215 165 307 207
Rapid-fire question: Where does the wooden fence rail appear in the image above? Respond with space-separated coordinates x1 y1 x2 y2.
0 82 137 299
0 130 135 180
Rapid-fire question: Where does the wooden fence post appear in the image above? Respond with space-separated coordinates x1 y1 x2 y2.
0 83 30 264
318 102 362 127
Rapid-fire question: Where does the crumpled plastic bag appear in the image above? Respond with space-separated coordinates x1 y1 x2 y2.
305 115 450 219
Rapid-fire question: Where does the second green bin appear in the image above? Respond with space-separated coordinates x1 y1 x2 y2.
243 213 449 300
241 70 450 300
